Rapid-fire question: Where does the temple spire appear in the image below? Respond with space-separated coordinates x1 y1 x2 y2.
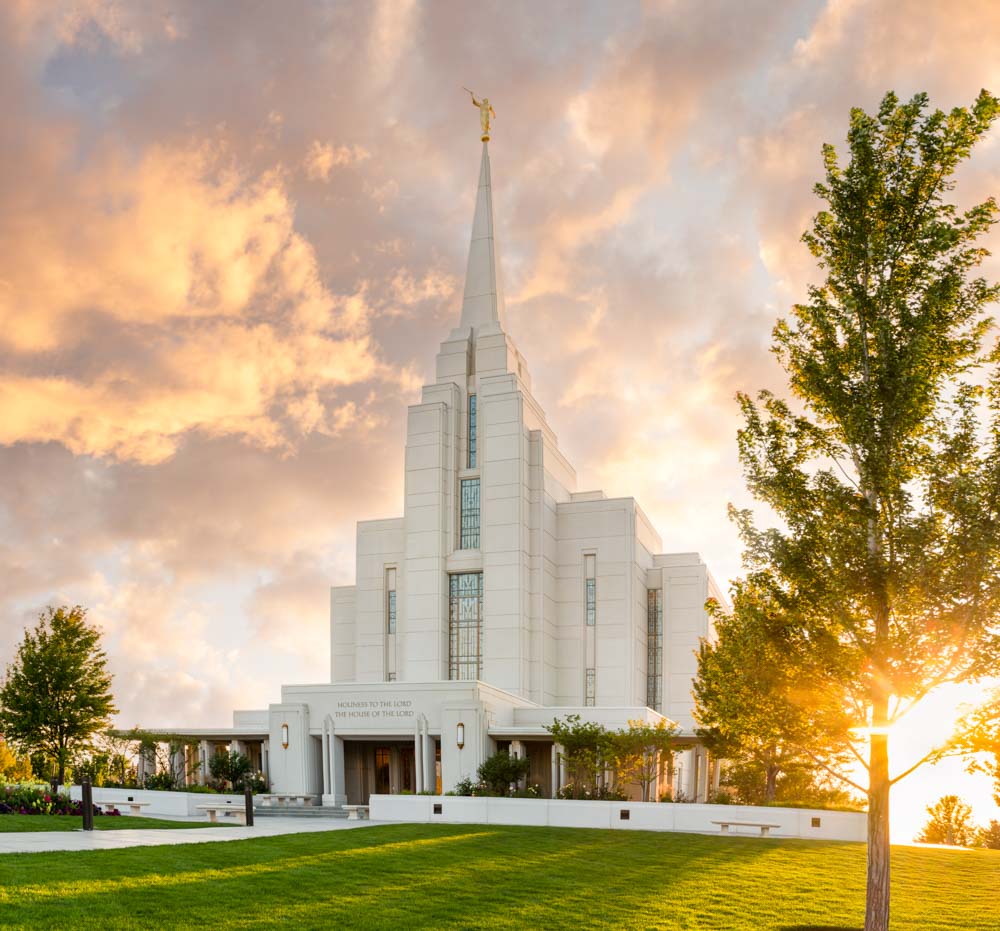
458 140 506 333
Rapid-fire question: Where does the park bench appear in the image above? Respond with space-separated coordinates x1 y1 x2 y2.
342 805 370 821
257 793 318 808
196 804 248 825
710 820 782 837
116 801 152 816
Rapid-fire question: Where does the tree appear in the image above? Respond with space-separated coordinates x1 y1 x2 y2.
0 738 34 782
546 715 611 798
0 606 117 785
916 795 976 846
209 750 252 790
477 751 531 796
695 592 852 802
609 720 678 802
729 90 1000 931
976 819 1000 849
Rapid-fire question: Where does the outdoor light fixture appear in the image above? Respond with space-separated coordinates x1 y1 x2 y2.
281 723 289 749
456 722 465 749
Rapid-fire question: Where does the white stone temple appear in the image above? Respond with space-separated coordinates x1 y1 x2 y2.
160 137 725 806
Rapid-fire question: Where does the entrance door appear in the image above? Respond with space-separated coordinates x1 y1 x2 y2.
374 747 391 795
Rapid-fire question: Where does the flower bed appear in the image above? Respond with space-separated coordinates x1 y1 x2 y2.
0 784 119 817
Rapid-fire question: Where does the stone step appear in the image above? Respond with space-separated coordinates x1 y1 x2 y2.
253 806 349 818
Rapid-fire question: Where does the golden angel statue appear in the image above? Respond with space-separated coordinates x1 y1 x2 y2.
465 88 496 141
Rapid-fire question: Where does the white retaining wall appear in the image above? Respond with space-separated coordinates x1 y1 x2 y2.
69 786 248 817
369 795 866 842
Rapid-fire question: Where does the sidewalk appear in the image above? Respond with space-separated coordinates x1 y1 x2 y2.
0 816 377 855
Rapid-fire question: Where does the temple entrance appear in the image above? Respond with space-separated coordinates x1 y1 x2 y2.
344 741 417 804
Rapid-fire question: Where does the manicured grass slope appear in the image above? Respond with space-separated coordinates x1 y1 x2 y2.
0 815 220 833
0 824 996 930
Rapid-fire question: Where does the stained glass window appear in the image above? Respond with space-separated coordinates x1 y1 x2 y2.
449 572 483 680
468 394 477 468
646 589 663 712
460 478 480 549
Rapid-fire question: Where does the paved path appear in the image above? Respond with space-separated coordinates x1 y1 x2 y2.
0 817 376 855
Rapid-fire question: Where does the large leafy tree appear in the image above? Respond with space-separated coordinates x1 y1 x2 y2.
695 586 852 802
730 90 1000 931
0 606 117 784
951 687 1000 804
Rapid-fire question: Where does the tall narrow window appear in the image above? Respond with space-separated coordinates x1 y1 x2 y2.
468 394 477 468
646 589 663 712
385 568 397 634
460 478 480 549
449 572 484 680
584 554 596 626
585 668 596 706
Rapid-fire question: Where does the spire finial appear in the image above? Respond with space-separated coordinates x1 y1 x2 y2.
464 88 496 142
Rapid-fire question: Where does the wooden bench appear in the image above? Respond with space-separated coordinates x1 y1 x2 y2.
196 804 248 825
257 793 318 808
711 820 782 837
342 805 370 821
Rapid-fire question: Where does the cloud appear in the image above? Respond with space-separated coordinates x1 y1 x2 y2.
4 0 1000 738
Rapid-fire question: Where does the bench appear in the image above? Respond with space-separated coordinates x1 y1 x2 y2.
117 801 152 816
342 805 370 821
711 820 782 837
257 793 318 808
196 804 248 825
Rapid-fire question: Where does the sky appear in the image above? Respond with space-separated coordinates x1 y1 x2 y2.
2 0 1000 840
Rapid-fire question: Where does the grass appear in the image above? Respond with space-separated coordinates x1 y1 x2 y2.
0 815 221 833
0 823 995 929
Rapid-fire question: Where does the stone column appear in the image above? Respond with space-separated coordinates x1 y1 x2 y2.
414 720 424 794
199 740 210 785
550 743 560 799
321 720 331 797
261 740 270 785
697 749 710 803
330 733 346 807
422 731 436 793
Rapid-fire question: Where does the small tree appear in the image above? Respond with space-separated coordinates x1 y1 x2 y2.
916 795 976 846
546 715 611 798
0 738 34 782
610 720 678 802
0 606 117 784
209 750 252 791
976 819 1000 849
477 750 531 796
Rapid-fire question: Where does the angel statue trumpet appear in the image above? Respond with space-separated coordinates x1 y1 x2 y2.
464 88 496 141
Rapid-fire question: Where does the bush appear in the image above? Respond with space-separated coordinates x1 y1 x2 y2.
143 771 177 791
0 784 117 817
209 751 253 791
477 752 531 796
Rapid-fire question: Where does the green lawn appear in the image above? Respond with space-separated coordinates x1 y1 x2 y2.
0 815 221 832
0 823 996 929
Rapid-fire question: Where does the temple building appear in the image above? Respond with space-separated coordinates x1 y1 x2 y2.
159 135 725 806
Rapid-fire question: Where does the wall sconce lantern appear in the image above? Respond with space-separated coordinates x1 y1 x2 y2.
456 722 465 750
281 723 289 749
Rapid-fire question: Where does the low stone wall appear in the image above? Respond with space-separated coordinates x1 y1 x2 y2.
369 795 866 842
68 786 248 817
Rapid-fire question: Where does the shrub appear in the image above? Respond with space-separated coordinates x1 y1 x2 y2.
0 783 116 817
143 771 177 791
477 751 531 796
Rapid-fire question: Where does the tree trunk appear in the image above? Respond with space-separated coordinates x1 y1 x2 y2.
865 729 890 931
764 763 778 802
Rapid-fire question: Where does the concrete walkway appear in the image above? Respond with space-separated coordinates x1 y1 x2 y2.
0 816 376 855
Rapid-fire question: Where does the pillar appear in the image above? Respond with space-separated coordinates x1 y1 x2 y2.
321 720 331 796
199 740 210 785
697 749 710 803
421 715 435 793
414 720 424 794
550 744 560 799
261 740 270 785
